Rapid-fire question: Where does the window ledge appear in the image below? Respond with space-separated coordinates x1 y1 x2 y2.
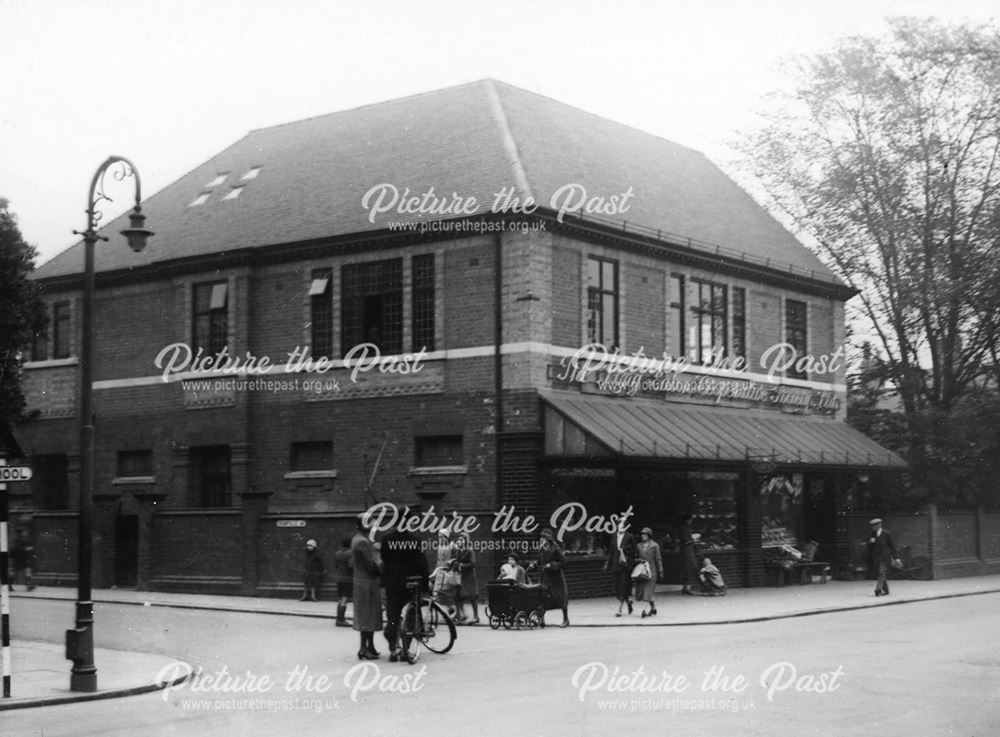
112 476 156 485
24 357 79 369
408 465 468 476
283 470 339 480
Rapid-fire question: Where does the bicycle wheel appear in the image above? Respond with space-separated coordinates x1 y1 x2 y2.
418 598 456 654
399 602 423 664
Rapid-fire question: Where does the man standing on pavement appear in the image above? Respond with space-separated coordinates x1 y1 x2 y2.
381 506 430 662
678 514 699 595
867 518 900 597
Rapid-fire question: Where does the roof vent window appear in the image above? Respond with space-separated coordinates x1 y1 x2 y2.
223 186 245 201
241 166 262 181
189 192 211 207
206 173 229 187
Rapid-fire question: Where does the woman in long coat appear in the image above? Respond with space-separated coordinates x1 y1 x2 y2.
536 528 570 627
351 516 383 659
634 527 663 617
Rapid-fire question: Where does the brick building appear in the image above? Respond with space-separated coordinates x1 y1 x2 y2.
13 80 904 597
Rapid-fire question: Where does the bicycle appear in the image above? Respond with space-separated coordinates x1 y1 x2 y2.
399 575 457 664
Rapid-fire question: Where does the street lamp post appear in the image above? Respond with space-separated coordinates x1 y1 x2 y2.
66 156 153 692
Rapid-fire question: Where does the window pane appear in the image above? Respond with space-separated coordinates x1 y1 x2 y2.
291 441 332 472
415 435 463 466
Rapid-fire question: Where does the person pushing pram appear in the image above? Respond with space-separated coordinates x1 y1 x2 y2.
698 557 726 596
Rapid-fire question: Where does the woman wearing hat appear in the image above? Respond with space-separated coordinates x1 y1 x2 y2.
535 528 570 627
634 527 663 617
351 515 383 659
454 532 481 625
300 539 325 602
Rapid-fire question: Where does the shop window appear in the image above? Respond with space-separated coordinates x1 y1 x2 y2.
690 279 727 365
117 450 153 478
30 454 69 510
731 287 746 365
412 253 436 352
415 435 463 468
290 441 333 472
192 281 228 356
669 274 685 358
309 267 333 358
785 299 808 380
189 445 231 507
341 258 403 355
52 301 72 359
586 256 618 348
686 471 739 551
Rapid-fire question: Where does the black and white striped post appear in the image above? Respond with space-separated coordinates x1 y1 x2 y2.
0 458 32 699
1 457 11 698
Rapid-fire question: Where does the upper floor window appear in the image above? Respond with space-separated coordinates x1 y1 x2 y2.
341 258 403 356
785 299 808 380
670 274 685 358
732 287 747 365
412 254 436 352
586 256 619 348
192 281 228 355
309 267 333 359
690 279 727 365
52 301 72 359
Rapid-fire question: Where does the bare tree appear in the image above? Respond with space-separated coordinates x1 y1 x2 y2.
740 18 1000 416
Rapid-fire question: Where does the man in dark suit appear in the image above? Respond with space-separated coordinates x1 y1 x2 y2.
380 507 431 662
603 524 637 616
867 518 899 597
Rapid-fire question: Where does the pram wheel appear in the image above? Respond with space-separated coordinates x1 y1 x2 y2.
529 611 544 629
502 615 514 630
489 613 502 630
514 611 529 630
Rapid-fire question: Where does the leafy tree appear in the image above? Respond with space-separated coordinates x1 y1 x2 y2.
740 18 1000 416
740 19 1000 506
0 198 47 427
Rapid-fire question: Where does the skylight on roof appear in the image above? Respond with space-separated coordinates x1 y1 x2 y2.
206 172 229 187
241 166 262 181
222 186 245 201
189 192 211 207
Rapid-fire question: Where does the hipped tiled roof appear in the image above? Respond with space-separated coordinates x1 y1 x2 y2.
35 80 839 286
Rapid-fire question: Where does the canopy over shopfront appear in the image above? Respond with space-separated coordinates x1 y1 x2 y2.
542 391 907 469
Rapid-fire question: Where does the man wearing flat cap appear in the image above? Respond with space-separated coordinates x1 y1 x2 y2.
867 518 900 597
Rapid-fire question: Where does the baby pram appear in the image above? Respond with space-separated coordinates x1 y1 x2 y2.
485 578 560 629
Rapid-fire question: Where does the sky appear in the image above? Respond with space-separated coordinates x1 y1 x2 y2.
2 0 997 267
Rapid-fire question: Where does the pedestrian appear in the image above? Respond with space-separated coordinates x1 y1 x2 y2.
678 514 699 595
698 556 726 595
332 537 353 626
380 508 430 663
535 528 570 627
454 533 480 625
499 552 527 583
431 529 459 616
299 539 325 602
351 515 383 659
634 527 663 617
10 527 34 591
867 518 900 597
603 523 636 616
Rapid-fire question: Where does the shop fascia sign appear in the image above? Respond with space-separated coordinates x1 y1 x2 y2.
549 343 843 413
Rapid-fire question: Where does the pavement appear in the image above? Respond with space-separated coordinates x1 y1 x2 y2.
3 574 1000 711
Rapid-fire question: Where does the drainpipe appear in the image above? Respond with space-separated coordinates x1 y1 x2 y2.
494 231 503 507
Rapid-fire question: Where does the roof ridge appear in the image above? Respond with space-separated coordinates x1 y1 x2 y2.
245 79 493 136
488 79 708 158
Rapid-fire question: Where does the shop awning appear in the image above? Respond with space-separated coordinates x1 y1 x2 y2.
541 392 908 469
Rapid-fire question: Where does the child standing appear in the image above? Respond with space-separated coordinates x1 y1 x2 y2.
300 539 325 602
332 537 353 625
